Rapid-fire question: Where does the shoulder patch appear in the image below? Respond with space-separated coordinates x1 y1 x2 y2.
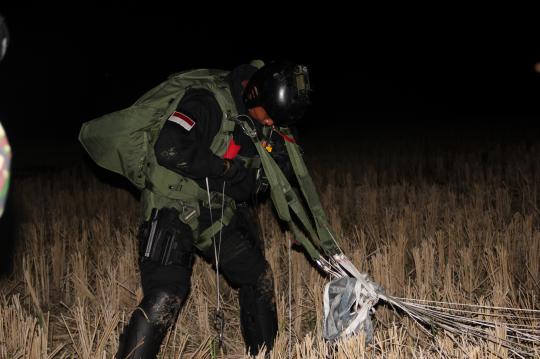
167 111 195 131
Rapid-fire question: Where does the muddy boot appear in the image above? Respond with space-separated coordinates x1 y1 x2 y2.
116 291 182 359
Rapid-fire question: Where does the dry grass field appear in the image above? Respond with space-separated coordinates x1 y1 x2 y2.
1 132 539 358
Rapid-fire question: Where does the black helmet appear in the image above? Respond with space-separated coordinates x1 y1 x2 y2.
0 14 8 62
243 60 311 127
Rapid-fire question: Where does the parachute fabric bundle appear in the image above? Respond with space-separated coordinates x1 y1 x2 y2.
322 273 378 342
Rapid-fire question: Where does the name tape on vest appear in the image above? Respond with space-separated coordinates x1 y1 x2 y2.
168 111 195 131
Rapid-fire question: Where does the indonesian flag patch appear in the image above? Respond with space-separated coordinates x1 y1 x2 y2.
168 111 195 131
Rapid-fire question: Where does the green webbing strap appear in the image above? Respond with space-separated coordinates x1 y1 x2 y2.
198 205 236 250
289 221 322 261
151 172 237 251
256 144 322 260
239 121 339 260
280 127 340 255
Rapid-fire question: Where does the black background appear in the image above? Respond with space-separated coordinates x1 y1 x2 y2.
0 5 539 170
0 4 539 276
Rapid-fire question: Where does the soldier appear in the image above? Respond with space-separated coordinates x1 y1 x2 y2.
81 60 312 358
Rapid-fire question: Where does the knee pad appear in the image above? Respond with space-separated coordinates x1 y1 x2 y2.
253 263 275 302
116 291 183 359
240 262 275 305
139 290 184 329
239 265 277 324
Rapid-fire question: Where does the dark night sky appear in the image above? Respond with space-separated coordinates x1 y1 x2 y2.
0 5 539 169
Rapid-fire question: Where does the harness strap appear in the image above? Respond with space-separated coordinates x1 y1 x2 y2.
198 205 236 250
281 127 340 255
238 120 339 260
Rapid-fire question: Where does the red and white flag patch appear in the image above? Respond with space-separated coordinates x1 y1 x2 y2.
168 111 195 131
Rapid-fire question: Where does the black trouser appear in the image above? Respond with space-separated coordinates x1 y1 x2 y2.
116 206 277 358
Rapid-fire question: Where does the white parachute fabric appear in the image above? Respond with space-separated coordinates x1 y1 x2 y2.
322 255 381 341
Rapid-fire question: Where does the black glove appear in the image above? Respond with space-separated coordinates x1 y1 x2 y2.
222 159 248 184
224 168 257 202
204 160 256 202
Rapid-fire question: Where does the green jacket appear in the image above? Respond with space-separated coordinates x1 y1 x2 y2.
80 69 243 250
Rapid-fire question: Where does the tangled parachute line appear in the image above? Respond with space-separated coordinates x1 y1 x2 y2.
318 237 540 358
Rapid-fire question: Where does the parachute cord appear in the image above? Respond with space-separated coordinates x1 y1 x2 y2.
217 180 226 300
205 177 220 312
288 233 292 358
206 178 226 349
323 223 345 256
217 181 227 278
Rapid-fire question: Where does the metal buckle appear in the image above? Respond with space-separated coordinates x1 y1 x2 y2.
256 168 269 194
231 116 257 139
202 192 225 209
180 203 198 223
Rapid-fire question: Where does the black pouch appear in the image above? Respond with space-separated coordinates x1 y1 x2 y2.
138 208 194 267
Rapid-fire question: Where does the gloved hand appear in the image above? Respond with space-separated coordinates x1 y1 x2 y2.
211 159 256 202
222 167 257 202
222 159 248 184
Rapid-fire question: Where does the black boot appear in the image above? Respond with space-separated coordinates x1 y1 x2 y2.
116 291 183 359
239 266 278 356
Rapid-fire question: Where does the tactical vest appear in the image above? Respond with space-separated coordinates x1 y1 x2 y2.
80 69 254 250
